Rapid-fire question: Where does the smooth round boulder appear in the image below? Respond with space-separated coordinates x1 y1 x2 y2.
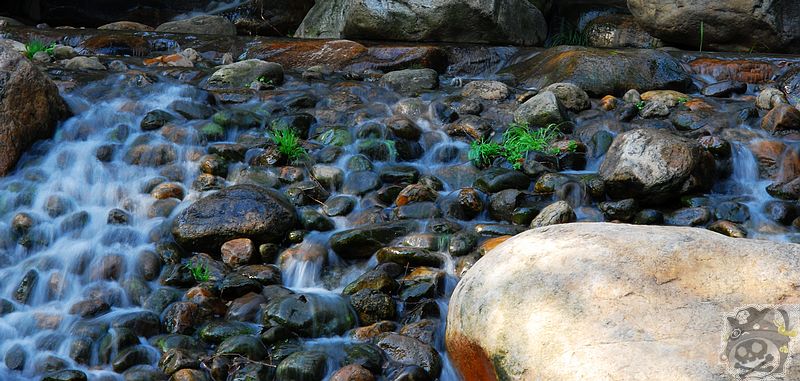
206 59 284 89
447 222 800 380
171 184 298 252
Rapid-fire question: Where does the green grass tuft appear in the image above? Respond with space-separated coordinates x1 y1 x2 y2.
546 21 588 48
25 40 55 59
635 101 646 110
468 139 504 168
271 124 307 161
468 122 566 169
188 262 211 282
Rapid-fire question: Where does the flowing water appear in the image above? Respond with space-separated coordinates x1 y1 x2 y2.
0 44 799 380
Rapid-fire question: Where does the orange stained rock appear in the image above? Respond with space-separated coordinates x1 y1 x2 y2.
689 58 775 84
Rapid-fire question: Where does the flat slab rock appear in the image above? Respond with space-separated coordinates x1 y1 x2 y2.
447 222 800 380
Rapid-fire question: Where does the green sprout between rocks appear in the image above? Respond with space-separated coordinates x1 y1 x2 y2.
257 76 273 85
270 124 307 161
188 262 211 282
635 101 646 110
469 122 575 169
677 97 689 104
699 21 704 52
25 40 55 59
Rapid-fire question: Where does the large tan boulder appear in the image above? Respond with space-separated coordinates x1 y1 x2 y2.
447 223 800 381
0 40 69 176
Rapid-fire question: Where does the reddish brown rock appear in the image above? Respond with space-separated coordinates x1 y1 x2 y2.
330 364 375 381
246 39 447 73
761 104 800 135
0 41 69 176
221 238 255 268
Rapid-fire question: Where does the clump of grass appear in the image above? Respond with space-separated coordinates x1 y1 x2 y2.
25 40 55 59
677 97 689 104
546 21 588 47
468 139 503 168
469 122 573 169
635 101 646 110
188 262 211 282
271 124 307 161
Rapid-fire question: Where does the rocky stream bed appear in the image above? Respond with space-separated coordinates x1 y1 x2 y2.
1 2 800 381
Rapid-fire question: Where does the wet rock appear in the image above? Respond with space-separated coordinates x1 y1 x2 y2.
295 0 546 46
124 143 177 167
324 195 356 217
156 15 236 35
68 298 110 318
147 198 179 218
170 369 210 381
388 366 431 381
206 59 284 90
140 109 174 131
0 41 69 175
172 184 297 252
474 168 530 193
112 345 154 372
344 268 400 295
4 343 26 370
158 348 200 375
764 201 798 225
713 201 750 223
330 221 418 259
311 164 344 190
506 46 691 96
331 364 375 381
221 238 254 268
598 198 638 222
767 178 800 200
461 80 510 101
627 0 800 53
707 220 747 238
585 14 662 49
761 104 800 135
226 360 275 381
599 128 715 204
262 293 357 337
541 83 590 112
276 351 328 381
376 333 442 377
530 201 576 228
701 81 747 97
162 301 198 335
376 247 443 267
394 202 442 220
215 335 267 360
638 100 670 118
112 311 161 337
220 274 263 301
120 365 168 381
395 184 438 207
379 69 439 96
42 369 88 381
350 289 397 325
756 88 788 110
198 321 257 345
448 231 480 256
513 91 567 127
474 223 526 237
13 269 38 304
343 171 382 196
380 165 421 184
63 56 106 71
664 206 712 227
445 115 492 140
